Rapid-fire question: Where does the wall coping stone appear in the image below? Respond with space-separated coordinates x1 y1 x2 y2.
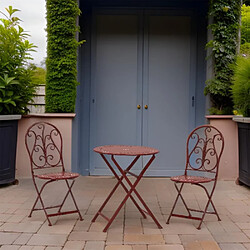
0 115 22 120
206 115 234 119
233 116 250 123
23 113 76 118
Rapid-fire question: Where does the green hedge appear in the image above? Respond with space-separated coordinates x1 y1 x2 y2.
46 0 81 113
205 0 241 115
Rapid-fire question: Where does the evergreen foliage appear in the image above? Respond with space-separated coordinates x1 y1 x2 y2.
231 57 250 116
231 4 250 117
46 0 82 113
204 0 241 115
241 4 250 56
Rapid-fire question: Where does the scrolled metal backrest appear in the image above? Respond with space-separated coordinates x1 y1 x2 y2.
25 122 64 172
185 125 224 176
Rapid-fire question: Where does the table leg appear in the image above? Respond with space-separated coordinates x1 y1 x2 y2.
103 155 162 232
112 155 162 230
92 178 121 223
103 184 135 232
92 154 146 224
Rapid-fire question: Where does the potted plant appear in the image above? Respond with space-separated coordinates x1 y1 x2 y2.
0 6 38 184
232 56 250 186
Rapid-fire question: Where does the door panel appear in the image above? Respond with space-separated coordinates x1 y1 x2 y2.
90 15 141 175
143 15 193 176
90 11 196 176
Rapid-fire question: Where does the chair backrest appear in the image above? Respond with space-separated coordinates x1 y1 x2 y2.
185 125 224 178
25 122 65 174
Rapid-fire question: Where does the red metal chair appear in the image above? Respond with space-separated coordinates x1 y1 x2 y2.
25 122 83 226
166 125 224 229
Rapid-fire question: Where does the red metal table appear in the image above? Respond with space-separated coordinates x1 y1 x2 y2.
92 145 163 232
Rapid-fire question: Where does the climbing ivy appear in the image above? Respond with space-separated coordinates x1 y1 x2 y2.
204 0 241 115
46 0 82 113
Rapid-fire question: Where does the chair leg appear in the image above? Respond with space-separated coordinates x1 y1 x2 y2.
58 179 74 212
167 183 191 224
167 181 220 230
29 194 40 218
31 178 83 226
61 179 83 221
209 199 221 221
199 184 221 221
30 180 54 226
196 183 220 229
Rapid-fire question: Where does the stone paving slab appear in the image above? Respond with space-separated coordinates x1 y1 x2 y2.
27 234 67 246
219 243 247 250
0 232 20 245
185 241 220 250
0 177 249 249
124 234 165 245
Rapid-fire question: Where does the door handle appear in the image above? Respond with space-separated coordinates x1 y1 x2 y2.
137 105 141 109
144 105 148 109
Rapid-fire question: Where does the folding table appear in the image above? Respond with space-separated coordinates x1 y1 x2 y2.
92 145 162 232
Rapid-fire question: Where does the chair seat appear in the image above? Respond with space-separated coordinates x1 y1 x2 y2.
170 175 213 184
36 172 79 180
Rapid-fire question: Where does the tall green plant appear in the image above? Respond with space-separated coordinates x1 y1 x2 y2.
241 4 250 56
231 57 250 116
204 0 241 115
0 6 38 114
46 0 82 113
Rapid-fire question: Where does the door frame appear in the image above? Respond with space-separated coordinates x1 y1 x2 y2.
89 8 198 175
73 4 208 176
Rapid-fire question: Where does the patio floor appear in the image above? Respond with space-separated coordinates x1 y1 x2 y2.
0 176 249 250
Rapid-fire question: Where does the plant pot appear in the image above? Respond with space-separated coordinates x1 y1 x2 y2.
0 115 21 185
233 116 250 187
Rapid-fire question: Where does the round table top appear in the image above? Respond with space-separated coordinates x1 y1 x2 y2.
93 145 159 156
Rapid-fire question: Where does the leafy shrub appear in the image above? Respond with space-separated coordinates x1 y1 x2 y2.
204 0 241 115
241 5 250 45
240 4 250 57
46 0 82 113
0 6 38 114
231 56 250 117
241 43 250 56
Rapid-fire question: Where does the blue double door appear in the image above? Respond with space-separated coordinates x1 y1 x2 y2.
90 10 196 176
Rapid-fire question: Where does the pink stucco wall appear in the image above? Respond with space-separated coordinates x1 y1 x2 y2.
16 114 239 180
206 115 239 181
16 114 75 178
